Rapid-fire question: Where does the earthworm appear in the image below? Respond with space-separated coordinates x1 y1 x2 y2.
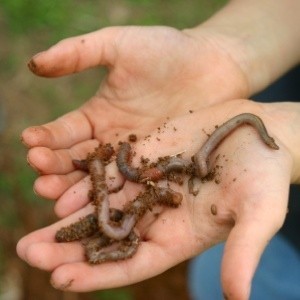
123 186 182 218
92 187 181 263
85 231 140 264
56 213 98 242
72 143 115 172
117 142 190 182
116 142 141 182
194 113 279 178
140 156 191 182
56 186 182 262
94 166 182 241
55 209 124 243
73 159 88 172
89 154 136 240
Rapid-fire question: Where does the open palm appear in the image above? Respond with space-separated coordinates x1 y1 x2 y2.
18 93 292 299
22 25 249 203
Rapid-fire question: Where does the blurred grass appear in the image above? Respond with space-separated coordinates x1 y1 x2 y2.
0 0 226 299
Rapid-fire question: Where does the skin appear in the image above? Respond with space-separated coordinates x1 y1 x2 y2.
17 0 300 298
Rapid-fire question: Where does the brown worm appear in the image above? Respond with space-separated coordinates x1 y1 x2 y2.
72 159 89 172
84 231 140 264
116 142 141 182
194 113 279 178
55 209 124 243
89 154 136 240
116 142 190 182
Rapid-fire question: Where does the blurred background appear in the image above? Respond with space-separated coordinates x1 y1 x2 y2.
0 1 226 299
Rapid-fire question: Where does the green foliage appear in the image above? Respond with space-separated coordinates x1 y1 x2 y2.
94 289 133 300
2 0 227 38
2 0 74 34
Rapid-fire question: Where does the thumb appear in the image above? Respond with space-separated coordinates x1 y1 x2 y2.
28 27 121 77
221 194 288 299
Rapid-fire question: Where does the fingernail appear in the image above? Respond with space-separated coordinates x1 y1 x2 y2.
20 134 30 148
27 52 43 73
28 58 37 73
26 155 42 175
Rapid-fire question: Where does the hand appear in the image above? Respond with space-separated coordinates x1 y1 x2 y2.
22 25 250 208
17 99 294 299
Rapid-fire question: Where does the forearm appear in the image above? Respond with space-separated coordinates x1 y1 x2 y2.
187 0 300 95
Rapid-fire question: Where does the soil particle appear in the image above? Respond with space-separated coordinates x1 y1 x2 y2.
211 204 217 215
128 134 137 142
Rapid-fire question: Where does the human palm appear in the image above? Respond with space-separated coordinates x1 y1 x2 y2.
18 96 291 298
18 26 291 298
23 25 249 201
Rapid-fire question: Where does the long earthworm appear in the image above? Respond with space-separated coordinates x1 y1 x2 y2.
84 186 182 263
56 185 181 263
56 189 181 263
55 209 124 242
194 113 279 178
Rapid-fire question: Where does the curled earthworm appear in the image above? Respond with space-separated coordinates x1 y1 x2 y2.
116 142 190 182
56 185 181 263
89 153 136 240
55 210 140 263
194 113 279 178
83 186 182 263
84 231 140 264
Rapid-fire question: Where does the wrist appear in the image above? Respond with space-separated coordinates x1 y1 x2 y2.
185 0 300 96
264 102 300 184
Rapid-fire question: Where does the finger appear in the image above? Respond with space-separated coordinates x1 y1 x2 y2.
26 140 99 175
221 196 288 300
28 27 121 77
21 110 93 149
16 205 93 261
54 161 125 218
50 241 176 292
17 213 177 290
54 176 91 217
33 171 85 200
25 242 85 271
